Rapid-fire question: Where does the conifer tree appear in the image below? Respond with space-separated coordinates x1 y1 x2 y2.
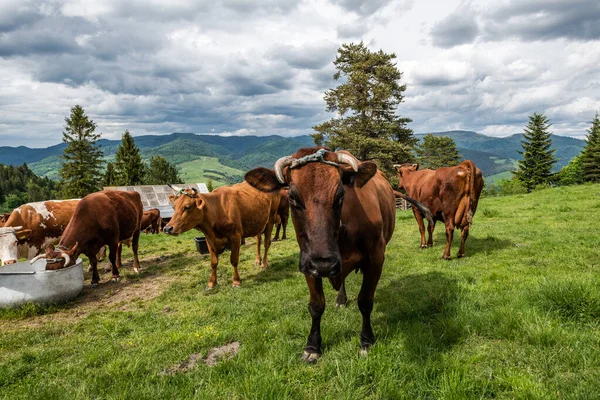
104 162 118 186
144 155 181 185
513 113 557 191
415 134 462 169
581 113 600 182
59 105 104 198
312 42 416 174
114 130 145 185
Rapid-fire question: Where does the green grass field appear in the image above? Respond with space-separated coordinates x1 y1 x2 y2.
177 157 244 187
1 184 599 399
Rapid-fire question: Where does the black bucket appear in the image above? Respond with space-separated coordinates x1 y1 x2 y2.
194 237 230 255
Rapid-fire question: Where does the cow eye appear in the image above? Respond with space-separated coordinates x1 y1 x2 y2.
289 194 304 210
184 205 191 210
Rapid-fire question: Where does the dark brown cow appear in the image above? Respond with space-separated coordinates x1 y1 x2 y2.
245 147 431 362
32 190 143 286
141 208 162 234
394 160 484 259
273 188 289 241
162 182 280 289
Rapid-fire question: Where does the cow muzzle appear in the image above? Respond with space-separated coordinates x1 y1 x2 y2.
303 255 342 278
163 225 175 234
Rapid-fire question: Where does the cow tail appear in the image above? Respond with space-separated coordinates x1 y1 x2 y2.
393 190 434 227
465 160 476 226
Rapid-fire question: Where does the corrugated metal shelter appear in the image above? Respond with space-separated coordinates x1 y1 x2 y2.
104 183 209 218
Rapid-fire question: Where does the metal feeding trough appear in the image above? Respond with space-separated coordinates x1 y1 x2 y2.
194 237 231 255
0 258 84 308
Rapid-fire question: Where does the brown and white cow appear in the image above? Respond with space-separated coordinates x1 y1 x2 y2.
0 199 80 266
0 213 10 227
162 182 280 289
394 160 484 259
273 188 289 241
141 208 162 234
245 148 431 362
32 190 143 286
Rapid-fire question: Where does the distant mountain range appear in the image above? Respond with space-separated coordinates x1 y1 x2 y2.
0 131 585 182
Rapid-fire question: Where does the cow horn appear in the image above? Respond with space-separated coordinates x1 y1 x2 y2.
336 152 358 172
191 187 198 195
274 156 294 184
30 254 46 264
393 164 401 169
167 184 182 193
61 252 70 267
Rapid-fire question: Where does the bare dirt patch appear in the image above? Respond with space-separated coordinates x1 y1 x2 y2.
160 341 241 375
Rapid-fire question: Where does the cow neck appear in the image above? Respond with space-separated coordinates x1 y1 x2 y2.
402 170 421 196
57 224 86 260
194 192 220 240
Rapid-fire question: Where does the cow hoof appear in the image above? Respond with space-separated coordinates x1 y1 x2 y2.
427 244 433 248
420 245 428 250
232 282 241 288
205 286 214 291
301 351 320 364
133 267 140 273
457 253 465 258
359 347 370 357
442 257 452 261
336 302 346 308
260 266 267 271
112 276 120 283
90 282 99 288
254 261 262 267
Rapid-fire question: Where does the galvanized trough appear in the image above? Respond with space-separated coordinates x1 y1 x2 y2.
0 258 84 308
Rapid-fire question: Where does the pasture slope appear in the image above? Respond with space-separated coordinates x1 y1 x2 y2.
1 184 599 399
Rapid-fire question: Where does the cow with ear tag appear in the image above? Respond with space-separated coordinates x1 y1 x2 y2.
245 147 430 362
162 183 280 289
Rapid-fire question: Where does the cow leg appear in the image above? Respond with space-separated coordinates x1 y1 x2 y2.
132 229 141 273
442 221 454 260
261 222 274 270
335 281 347 307
303 276 325 363
358 254 383 356
273 223 281 241
427 220 436 248
229 236 242 288
254 235 262 266
281 218 288 240
109 242 121 282
458 226 469 258
207 245 219 289
413 208 427 249
89 254 100 287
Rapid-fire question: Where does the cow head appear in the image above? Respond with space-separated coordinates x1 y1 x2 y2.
245 147 377 278
0 226 32 265
31 242 79 270
163 185 205 235
0 213 10 227
393 163 419 191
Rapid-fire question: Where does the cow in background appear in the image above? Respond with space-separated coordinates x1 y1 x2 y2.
141 208 162 234
245 148 430 362
0 200 80 266
394 160 484 259
32 190 143 286
273 188 289 241
0 213 10 227
163 182 280 289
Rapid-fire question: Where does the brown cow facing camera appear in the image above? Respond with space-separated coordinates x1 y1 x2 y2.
394 160 484 259
245 147 432 362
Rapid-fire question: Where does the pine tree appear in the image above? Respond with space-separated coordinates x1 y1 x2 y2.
581 113 600 182
312 42 416 174
59 105 104 198
206 178 214 192
513 113 557 191
104 162 118 186
144 155 181 185
415 134 462 169
557 155 584 186
114 130 145 185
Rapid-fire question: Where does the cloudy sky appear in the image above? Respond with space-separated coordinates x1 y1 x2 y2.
1 0 599 147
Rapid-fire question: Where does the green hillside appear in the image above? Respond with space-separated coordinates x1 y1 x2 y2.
178 157 244 186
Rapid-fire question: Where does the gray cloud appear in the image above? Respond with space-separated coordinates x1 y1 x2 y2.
430 9 479 48
331 0 393 16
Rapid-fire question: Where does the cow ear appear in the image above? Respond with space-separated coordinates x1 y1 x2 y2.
46 244 55 254
412 163 419 170
68 242 79 255
245 168 284 192
15 229 32 241
342 162 377 188
196 197 205 209
168 194 175 205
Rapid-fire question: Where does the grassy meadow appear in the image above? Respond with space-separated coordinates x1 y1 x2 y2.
178 157 244 187
1 184 599 399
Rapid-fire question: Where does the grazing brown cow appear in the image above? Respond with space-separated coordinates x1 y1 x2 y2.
31 190 143 286
394 160 484 259
141 208 162 234
162 183 280 289
273 188 289 241
0 199 80 266
245 147 432 362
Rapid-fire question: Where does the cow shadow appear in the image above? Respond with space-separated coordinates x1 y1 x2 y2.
244 253 300 288
429 233 514 257
372 271 463 361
